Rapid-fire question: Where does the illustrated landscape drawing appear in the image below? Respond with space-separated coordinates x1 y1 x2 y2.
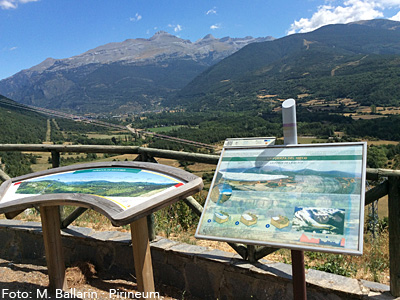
4 167 183 210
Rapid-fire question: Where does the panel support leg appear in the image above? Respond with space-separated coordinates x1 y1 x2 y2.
130 216 155 299
292 250 307 300
40 205 67 293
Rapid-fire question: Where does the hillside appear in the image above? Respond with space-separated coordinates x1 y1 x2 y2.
0 32 272 114
0 95 47 144
171 19 400 111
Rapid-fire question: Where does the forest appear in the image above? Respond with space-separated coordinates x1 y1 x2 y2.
1 93 399 179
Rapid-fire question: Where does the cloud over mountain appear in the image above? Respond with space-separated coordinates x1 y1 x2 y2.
288 0 400 34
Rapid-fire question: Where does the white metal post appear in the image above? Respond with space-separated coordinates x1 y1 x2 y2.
282 98 298 145
282 98 306 300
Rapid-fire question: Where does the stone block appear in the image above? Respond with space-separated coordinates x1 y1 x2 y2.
185 258 225 299
306 269 362 296
61 226 94 238
196 248 236 265
169 243 208 258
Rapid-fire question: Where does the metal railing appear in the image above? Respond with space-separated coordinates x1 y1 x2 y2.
0 144 399 297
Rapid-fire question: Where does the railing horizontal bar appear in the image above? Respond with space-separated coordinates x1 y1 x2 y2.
0 144 141 154
366 168 400 180
183 196 203 216
365 180 389 205
0 144 220 164
2 144 399 180
138 148 219 164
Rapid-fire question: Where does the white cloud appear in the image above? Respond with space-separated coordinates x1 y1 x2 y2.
168 24 183 32
390 10 400 20
206 7 217 15
0 0 17 9
0 0 38 9
210 23 221 30
175 24 182 32
9 46 17 51
377 0 400 6
288 0 400 34
130 13 142 22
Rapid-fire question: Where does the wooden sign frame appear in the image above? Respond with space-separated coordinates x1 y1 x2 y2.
0 161 203 226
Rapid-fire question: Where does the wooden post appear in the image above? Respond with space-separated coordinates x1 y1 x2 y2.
50 150 64 222
51 150 61 168
388 177 400 297
40 205 67 293
130 216 155 298
292 250 307 300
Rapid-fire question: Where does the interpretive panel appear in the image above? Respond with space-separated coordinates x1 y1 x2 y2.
0 161 203 226
195 142 367 255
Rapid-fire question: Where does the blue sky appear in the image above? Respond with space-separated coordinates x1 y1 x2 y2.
27 168 181 184
2 0 400 80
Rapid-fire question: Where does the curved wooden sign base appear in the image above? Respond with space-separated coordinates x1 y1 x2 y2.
0 162 203 297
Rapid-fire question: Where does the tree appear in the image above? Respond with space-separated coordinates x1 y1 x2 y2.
367 146 387 168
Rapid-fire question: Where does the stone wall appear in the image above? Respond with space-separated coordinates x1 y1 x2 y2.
0 219 394 300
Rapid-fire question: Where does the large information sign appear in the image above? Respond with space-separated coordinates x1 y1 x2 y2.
195 142 367 255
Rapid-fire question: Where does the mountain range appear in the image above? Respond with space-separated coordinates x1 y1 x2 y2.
0 32 272 114
173 19 400 111
3 19 400 115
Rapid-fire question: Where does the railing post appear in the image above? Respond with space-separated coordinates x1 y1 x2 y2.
388 176 400 297
51 150 61 168
50 150 64 222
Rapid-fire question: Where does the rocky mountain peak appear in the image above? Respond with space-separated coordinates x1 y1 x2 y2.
202 34 216 40
149 31 180 41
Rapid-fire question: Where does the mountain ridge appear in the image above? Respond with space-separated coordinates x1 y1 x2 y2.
0 32 273 114
172 19 400 110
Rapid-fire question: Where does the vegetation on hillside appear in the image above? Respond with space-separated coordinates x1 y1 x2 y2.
0 96 47 144
170 22 400 111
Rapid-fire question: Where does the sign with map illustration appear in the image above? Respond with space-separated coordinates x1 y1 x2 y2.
0 162 203 226
195 142 367 255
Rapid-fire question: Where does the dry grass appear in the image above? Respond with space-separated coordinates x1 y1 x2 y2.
351 115 387 120
367 140 399 146
257 94 277 99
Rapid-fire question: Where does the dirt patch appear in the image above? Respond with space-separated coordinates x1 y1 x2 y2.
0 258 200 300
